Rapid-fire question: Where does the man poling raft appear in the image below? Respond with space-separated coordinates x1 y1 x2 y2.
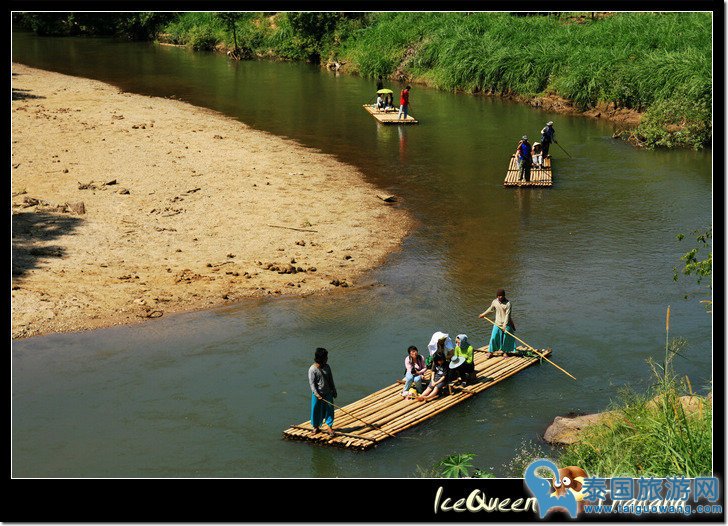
515 136 532 182
479 288 516 356
540 121 556 158
308 347 338 436
539 120 572 159
478 288 576 381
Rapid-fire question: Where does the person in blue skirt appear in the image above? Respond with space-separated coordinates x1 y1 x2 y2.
308 347 337 435
479 289 516 357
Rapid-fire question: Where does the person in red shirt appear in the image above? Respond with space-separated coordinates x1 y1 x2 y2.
397 85 411 120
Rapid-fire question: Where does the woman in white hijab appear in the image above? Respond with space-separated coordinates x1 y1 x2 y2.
426 331 454 367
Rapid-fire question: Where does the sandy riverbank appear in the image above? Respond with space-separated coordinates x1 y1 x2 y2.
11 64 412 340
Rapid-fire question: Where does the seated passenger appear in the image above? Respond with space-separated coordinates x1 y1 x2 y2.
417 352 448 402
451 334 476 386
401 345 427 398
384 93 394 110
374 94 385 110
427 331 454 367
532 142 543 169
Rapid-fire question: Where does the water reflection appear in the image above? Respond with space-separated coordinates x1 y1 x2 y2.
398 125 408 162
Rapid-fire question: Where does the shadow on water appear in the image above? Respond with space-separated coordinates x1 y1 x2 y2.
12 211 83 279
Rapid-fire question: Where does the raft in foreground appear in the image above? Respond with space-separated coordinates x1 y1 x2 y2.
282 346 551 450
504 154 553 187
362 105 419 125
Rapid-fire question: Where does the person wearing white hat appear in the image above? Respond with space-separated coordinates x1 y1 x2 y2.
532 141 543 169
426 331 454 367
540 121 556 158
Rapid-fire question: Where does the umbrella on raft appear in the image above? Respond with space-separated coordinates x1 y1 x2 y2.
377 88 394 94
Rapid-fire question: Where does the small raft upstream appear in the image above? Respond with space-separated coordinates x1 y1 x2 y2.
362 105 419 124
504 154 553 187
282 346 551 450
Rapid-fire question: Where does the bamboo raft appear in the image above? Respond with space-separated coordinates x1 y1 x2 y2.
282 346 551 450
504 154 553 187
362 104 419 124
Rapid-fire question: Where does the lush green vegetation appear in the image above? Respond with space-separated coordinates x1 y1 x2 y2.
674 228 713 311
417 453 495 478
335 12 711 150
172 12 711 150
14 12 174 40
16 12 712 149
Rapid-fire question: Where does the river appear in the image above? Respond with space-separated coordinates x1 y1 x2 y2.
11 32 713 478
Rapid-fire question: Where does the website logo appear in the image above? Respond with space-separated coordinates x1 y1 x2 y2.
523 459 587 518
524 458 723 518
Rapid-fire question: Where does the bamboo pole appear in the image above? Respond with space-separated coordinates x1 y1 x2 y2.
321 397 398 438
289 425 375 443
481 317 575 380
332 390 408 426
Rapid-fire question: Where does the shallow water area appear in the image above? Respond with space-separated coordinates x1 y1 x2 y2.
12 32 713 478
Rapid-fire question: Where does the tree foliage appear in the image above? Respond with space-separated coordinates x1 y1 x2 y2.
284 13 362 63
15 12 174 40
673 228 712 311
216 12 243 51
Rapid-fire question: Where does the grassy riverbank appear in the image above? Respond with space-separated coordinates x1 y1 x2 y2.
423 382 712 479
557 384 712 477
157 12 712 150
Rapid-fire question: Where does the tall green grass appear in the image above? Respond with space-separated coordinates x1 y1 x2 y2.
160 12 712 149
338 12 711 149
163 12 227 50
558 382 712 477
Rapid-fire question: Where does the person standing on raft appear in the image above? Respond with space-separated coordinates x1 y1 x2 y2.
397 85 411 121
479 289 516 357
515 135 532 182
540 121 557 158
308 347 338 436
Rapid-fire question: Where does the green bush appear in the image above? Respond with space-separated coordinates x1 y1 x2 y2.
416 453 496 478
187 26 220 51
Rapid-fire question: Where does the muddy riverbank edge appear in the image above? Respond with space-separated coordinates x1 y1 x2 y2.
11 64 413 340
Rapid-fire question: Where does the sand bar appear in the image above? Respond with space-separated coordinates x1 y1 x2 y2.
11 64 412 340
